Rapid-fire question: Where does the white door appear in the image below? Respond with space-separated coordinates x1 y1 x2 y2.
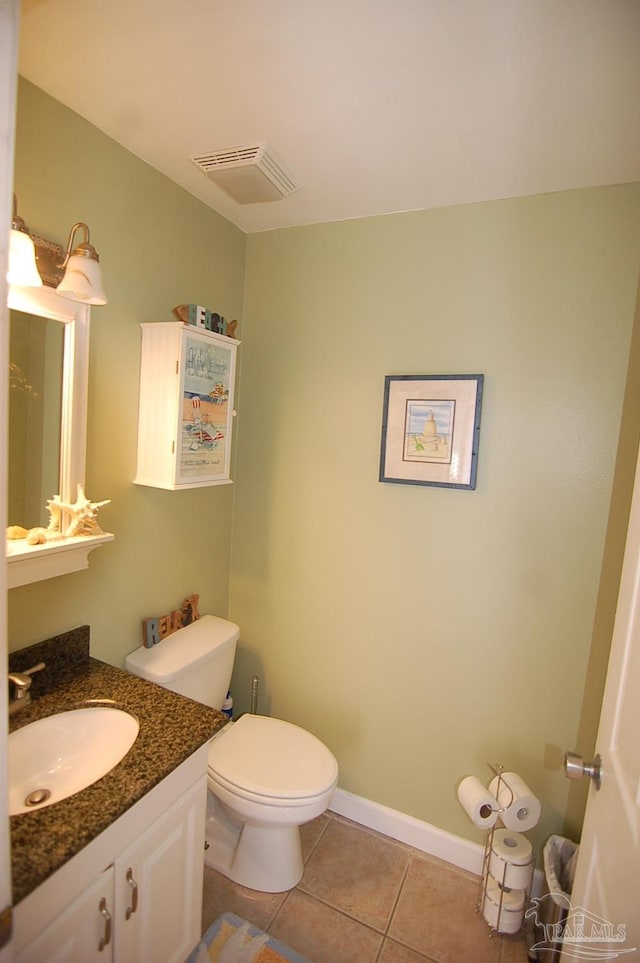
559 321 640 961
0 2 20 961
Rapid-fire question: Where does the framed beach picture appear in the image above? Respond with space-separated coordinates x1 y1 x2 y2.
379 374 484 490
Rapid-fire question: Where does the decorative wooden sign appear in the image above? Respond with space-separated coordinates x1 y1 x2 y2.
142 594 200 648
171 304 239 339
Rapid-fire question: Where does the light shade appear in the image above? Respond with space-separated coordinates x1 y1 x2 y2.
8 194 43 288
8 228 43 287
56 222 107 305
57 254 107 305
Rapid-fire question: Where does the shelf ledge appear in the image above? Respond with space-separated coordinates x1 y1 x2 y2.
7 533 115 589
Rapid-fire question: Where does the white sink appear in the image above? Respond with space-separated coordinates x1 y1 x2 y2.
9 706 139 816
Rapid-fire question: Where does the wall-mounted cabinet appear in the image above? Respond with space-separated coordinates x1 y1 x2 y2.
134 322 240 490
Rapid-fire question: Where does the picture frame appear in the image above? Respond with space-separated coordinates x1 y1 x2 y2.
379 374 484 490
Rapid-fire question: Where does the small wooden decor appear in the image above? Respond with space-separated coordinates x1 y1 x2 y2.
172 304 239 340
142 594 200 648
171 304 190 323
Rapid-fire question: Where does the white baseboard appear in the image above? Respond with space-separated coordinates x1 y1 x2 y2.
329 787 484 875
329 787 544 896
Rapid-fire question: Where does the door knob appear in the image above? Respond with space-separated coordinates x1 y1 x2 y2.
564 751 602 791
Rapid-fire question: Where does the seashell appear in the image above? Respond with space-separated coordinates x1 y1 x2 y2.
6 525 28 540
26 527 48 545
172 304 190 323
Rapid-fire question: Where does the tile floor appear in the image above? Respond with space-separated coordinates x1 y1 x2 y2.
201 811 531 963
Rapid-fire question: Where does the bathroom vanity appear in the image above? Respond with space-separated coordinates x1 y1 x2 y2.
8 627 226 962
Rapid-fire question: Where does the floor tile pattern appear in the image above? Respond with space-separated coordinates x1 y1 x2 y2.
201 812 531 963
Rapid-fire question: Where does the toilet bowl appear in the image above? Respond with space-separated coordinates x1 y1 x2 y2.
125 615 339 893
205 713 338 891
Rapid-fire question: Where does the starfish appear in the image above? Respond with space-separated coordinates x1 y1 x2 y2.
47 484 111 537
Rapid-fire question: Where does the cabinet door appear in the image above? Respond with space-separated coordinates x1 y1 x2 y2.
16 867 114 963
114 776 207 963
176 327 237 487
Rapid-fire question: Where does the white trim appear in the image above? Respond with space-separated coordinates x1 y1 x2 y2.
330 787 484 874
1 2 19 957
329 787 544 895
6 532 114 588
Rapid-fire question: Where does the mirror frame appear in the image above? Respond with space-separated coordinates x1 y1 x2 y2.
7 284 113 588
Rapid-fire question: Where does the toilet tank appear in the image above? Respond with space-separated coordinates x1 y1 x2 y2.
124 614 239 709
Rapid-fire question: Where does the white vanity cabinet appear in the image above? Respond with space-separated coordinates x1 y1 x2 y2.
14 751 208 963
134 322 240 490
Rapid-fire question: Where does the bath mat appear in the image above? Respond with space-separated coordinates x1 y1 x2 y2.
186 912 313 963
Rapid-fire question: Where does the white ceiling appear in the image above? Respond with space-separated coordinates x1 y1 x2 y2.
18 0 640 234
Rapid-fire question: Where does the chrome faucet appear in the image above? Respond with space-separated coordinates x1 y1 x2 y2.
8 662 45 716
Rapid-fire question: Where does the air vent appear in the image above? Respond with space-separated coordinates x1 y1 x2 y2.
190 144 298 204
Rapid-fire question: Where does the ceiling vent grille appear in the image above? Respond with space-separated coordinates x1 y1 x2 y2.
190 144 298 204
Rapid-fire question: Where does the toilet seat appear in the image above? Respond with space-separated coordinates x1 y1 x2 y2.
208 714 338 803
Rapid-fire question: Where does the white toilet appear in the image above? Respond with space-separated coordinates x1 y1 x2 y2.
125 615 338 893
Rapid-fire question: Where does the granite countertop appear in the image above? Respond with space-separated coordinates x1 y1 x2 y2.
8 626 227 905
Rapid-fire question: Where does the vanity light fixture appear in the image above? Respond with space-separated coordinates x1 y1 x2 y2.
56 222 107 305
8 195 43 288
8 198 108 304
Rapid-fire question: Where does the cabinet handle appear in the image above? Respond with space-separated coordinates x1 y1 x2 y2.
98 897 112 952
125 867 138 920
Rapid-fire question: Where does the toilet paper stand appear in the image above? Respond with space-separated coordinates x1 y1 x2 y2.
477 764 535 937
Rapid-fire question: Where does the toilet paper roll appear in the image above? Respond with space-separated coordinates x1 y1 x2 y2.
489 829 534 890
482 877 525 934
489 771 541 832
457 775 498 829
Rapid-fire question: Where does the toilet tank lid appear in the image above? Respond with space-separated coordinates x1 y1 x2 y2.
124 614 239 683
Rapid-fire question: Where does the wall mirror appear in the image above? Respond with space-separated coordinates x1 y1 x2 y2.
6 284 113 588
9 308 64 529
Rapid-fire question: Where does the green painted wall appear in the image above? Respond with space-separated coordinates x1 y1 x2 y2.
8 80 246 666
231 187 640 853
10 79 640 855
